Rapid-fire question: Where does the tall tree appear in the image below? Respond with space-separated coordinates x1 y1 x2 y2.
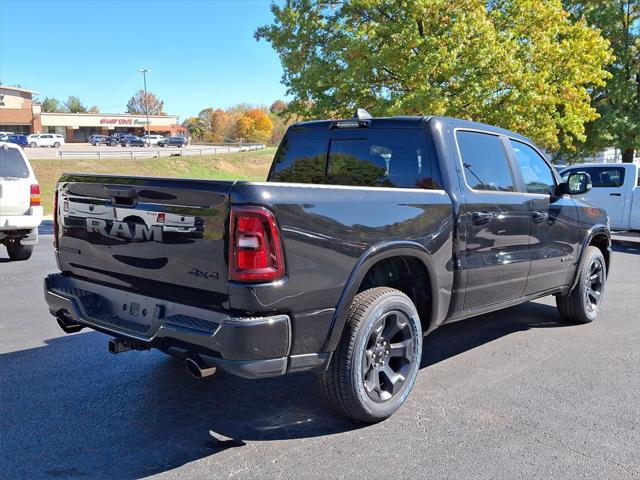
40 97 61 113
183 117 206 141
256 0 613 151
564 0 639 162
63 95 88 113
234 108 273 143
126 90 165 115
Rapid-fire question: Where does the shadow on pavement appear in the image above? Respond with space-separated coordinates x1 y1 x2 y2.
1 301 570 479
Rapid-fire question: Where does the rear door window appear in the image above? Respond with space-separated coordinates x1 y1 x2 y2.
0 147 30 178
456 131 514 192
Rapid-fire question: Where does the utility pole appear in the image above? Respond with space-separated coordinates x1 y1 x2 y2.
138 68 150 144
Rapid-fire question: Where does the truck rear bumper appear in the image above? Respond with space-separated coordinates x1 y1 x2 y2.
43 273 293 378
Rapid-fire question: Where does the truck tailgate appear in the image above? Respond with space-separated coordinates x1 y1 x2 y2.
56 175 232 308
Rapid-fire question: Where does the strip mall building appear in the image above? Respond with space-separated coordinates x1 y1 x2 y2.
0 85 186 142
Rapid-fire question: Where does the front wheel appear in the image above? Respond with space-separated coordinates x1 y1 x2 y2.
6 240 34 261
320 287 422 423
29 142 37 148
556 246 606 324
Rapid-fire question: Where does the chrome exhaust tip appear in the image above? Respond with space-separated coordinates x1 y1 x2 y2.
185 357 217 378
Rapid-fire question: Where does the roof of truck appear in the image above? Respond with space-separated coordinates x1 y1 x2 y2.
290 114 533 143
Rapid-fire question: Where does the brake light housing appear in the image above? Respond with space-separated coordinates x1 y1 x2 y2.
53 189 59 248
229 206 285 282
30 184 41 207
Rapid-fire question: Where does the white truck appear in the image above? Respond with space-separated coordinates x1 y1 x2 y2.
0 142 43 260
561 163 640 231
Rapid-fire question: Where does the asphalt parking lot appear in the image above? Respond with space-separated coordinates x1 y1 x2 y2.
1 227 638 479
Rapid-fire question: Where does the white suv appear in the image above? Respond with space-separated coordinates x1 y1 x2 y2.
29 134 65 148
0 143 43 260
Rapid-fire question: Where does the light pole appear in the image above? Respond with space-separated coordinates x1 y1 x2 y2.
138 68 150 143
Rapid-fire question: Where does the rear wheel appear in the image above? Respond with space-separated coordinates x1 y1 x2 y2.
320 287 422 423
29 142 36 148
53 142 60 148
6 240 34 261
556 246 606 324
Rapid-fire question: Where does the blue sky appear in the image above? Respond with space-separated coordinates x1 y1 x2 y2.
0 0 287 120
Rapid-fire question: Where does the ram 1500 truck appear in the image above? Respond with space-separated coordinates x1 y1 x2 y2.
44 112 611 422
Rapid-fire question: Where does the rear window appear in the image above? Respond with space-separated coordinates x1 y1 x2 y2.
456 130 514 192
0 146 30 178
270 129 442 189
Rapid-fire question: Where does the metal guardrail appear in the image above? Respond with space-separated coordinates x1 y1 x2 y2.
55 143 265 160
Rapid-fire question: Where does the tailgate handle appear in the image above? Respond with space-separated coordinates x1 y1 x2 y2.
104 186 138 207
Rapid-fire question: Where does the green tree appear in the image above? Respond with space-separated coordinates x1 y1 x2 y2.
183 117 206 141
563 0 639 162
63 95 88 113
256 0 613 151
126 89 165 115
40 97 61 112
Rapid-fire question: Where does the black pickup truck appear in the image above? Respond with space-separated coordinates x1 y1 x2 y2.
44 111 611 422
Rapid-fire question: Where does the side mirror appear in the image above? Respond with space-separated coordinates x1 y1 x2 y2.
559 171 592 195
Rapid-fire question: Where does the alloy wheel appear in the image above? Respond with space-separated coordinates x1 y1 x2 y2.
585 258 604 312
361 310 415 403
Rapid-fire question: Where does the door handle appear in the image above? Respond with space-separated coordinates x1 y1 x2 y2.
472 211 494 225
609 193 621 196
531 211 548 223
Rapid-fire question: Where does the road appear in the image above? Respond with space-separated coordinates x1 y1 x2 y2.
1 227 639 479
25 143 261 160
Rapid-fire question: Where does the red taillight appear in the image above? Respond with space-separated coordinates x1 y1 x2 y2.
229 206 285 282
53 190 59 248
156 212 166 223
30 184 40 207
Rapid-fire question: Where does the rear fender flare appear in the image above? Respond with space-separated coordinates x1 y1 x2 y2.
322 241 439 353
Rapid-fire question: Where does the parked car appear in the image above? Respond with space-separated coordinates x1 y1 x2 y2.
141 134 164 146
29 133 65 148
88 134 109 146
0 142 43 260
158 136 187 147
560 163 640 230
0 134 29 148
119 134 146 147
45 112 611 423
104 133 129 146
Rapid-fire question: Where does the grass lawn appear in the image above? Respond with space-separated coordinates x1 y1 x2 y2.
30 147 276 216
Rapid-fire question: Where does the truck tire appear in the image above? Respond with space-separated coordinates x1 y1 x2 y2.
6 241 34 261
556 246 606 324
320 287 422 423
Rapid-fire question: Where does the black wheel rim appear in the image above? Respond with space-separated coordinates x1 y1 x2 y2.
361 310 415 403
585 258 604 312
